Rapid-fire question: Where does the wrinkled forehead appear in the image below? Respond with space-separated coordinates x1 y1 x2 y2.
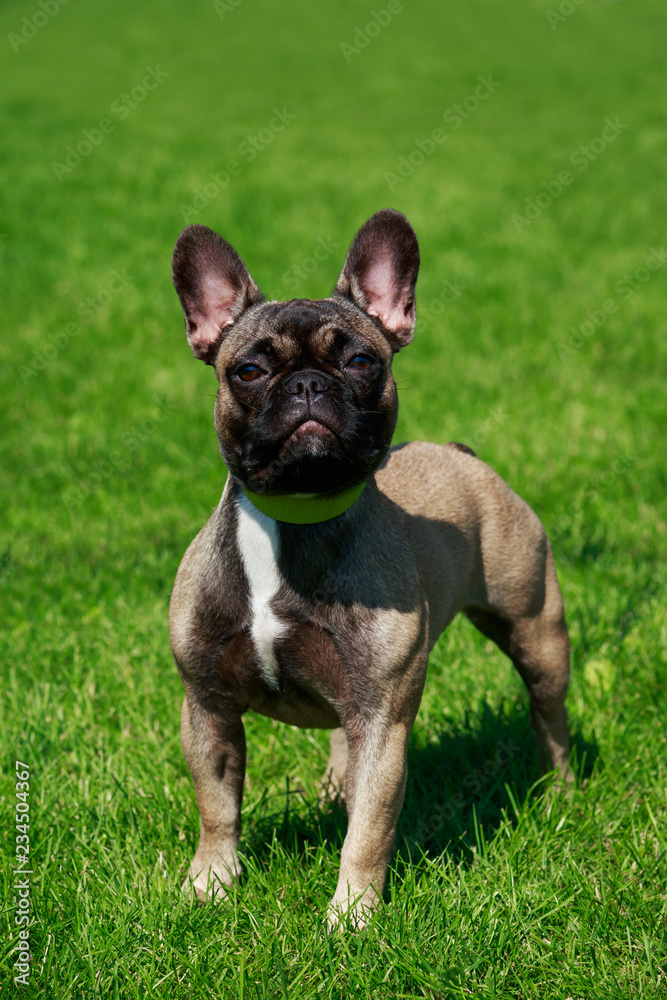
217 297 389 366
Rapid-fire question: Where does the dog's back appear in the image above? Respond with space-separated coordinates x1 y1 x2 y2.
375 441 562 650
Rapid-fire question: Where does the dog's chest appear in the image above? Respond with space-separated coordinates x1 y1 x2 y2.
235 495 288 689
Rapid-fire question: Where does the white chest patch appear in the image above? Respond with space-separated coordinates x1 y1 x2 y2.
235 492 287 689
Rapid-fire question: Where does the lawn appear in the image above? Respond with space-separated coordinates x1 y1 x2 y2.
1 0 666 996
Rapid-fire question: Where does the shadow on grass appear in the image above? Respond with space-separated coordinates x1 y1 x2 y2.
241 704 599 872
242 782 349 864
397 711 598 867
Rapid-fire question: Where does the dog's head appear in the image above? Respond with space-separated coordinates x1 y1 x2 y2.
172 209 420 495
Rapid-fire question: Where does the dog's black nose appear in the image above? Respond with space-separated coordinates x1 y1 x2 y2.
281 369 334 397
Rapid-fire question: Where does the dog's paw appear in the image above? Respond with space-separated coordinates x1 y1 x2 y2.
181 878 226 904
181 863 239 904
326 886 379 933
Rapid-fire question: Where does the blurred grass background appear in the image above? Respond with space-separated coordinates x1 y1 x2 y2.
0 0 665 996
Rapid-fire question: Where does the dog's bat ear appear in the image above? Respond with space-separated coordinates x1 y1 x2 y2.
172 225 264 364
334 209 420 350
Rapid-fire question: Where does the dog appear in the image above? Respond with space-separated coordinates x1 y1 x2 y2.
169 209 570 928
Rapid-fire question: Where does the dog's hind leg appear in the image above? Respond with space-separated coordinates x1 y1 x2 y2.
465 542 571 779
320 727 348 804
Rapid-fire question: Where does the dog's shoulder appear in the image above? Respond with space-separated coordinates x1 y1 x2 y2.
169 482 249 669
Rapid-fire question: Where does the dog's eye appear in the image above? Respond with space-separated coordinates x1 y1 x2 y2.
236 364 264 382
348 354 373 370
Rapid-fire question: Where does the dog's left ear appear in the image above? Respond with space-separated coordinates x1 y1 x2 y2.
334 209 420 350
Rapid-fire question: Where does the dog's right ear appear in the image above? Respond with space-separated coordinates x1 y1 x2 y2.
172 225 264 365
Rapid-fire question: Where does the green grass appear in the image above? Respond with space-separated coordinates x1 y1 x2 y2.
1 0 666 996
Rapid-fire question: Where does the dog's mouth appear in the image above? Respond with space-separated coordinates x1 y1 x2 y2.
277 415 342 468
285 418 338 445
236 415 367 495
228 404 388 497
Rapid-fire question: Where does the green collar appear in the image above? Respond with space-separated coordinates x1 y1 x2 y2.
240 480 367 524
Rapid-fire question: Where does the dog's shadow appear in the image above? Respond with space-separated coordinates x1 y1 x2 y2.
397 709 597 866
242 707 598 873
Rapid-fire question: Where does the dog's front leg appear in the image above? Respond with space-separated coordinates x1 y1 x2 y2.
180 694 246 902
327 712 416 930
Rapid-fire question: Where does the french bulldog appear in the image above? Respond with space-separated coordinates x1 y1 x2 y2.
169 209 570 928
